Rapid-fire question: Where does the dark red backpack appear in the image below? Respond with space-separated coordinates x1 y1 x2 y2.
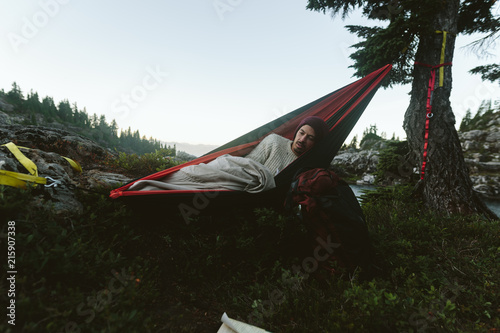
285 168 373 274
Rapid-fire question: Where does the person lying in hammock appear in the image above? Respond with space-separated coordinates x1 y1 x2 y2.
130 116 329 193
245 116 329 175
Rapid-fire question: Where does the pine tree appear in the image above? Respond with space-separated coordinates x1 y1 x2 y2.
459 109 472 132
348 135 358 149
307 0 498 217
41 96 58 119
57 100 72 122
469 64 500 83
72 102 81 126
90 113 99 129
80 107 90 128
6 82 24 109
25 90 42 115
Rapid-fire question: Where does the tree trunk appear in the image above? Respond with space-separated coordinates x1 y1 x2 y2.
403 0 496 218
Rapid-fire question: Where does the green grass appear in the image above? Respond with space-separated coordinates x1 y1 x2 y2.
0 184 498 332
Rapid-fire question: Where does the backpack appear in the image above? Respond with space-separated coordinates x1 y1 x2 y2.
285 168 373 274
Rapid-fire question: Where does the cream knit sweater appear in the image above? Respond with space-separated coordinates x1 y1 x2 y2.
245 133 297 175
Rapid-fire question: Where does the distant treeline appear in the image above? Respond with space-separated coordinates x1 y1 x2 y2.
0 82 174 155
459 100 499 132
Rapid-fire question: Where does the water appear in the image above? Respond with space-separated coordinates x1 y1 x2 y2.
483 198 500 218
349 184 377 199
349 184 500 218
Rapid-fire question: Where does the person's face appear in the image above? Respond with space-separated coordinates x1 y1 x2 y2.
291 124 316 156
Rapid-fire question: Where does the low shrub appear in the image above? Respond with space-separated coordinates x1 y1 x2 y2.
1 182 498 332
105 148 179 177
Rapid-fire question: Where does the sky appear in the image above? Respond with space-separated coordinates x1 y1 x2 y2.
1 0 499 156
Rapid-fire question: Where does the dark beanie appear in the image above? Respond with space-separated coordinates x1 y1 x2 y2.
294 116 329 142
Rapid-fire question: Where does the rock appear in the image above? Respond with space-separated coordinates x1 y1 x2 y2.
485 130 500 144
0 125 116 169
486 118 498 127
460 129 486 141
0 98 14 112
0 111 12 126
470 175 500 199
85 170 131 190
462 140 479 152
472 153 488 162
477 162 500 172
356 173 376 185
0 126 130 215
473 184 500 198
0 145 83 215
332 150 379 175
0 150 18 171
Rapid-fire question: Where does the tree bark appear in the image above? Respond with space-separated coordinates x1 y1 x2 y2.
403 0 496 218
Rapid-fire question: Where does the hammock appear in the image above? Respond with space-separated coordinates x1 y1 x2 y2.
109 64 392 210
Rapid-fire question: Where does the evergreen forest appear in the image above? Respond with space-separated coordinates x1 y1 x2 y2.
1 82 173 156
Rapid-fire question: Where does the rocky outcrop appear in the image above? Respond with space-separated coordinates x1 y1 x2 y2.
470 175 500 199
460 127 500 159
0 101 14 113
1 144 85 214
0 124 115 168
84 170 132 190
459 112 500 199
0 111 12 125
0 124 131 215
332 110 500 199
331 149 380 185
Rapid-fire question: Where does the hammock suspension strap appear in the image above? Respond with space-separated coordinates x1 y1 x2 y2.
0 142 82 189
414 30 452 180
